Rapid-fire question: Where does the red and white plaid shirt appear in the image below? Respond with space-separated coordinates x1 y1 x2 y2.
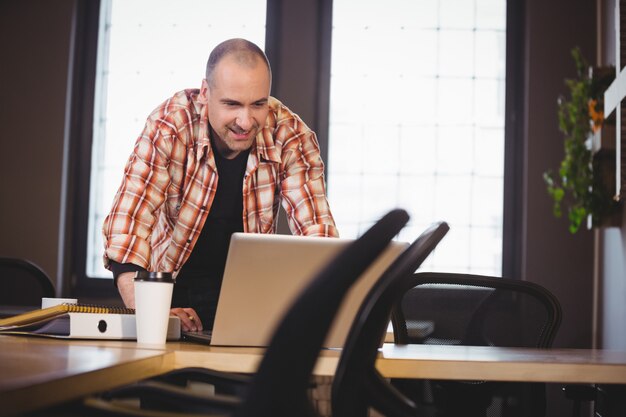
103 89 338 273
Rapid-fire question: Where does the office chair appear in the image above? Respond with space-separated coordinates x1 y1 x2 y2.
390 272 562 417
0 257 55 307
331 221 450 417
82 208 411 417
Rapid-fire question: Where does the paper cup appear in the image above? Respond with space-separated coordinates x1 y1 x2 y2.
134 272 174 345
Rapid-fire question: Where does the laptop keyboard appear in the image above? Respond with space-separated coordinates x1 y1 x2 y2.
182 329 213 344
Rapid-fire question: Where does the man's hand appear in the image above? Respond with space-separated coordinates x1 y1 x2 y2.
170 308 203 332
117 272 203 331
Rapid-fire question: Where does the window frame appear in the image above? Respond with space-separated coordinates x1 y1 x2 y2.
502 0 525 279
65 0 115 298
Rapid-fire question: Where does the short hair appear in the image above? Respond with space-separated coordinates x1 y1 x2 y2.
205 38 271 87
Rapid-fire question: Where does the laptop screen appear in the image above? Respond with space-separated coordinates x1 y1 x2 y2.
209 233 408 348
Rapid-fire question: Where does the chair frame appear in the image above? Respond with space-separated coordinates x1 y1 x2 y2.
389 272 563 417
392 272 562 349
331 221 450 417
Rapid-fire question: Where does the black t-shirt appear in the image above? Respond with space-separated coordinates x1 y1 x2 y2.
171 145 249 328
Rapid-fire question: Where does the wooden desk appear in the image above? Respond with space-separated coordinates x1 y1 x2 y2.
170 342 626 384
0 336 173 417
377 344 626 384
2 335 626 417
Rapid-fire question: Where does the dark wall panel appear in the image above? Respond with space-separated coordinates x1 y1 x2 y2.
0 0 75 290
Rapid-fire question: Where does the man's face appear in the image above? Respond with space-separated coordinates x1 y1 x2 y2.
201 54 271 159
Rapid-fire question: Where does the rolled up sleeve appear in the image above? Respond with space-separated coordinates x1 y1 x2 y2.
280 129 338 238
103 120 173 270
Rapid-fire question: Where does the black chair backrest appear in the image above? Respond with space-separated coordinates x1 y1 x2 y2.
331 221 450 417
0 257 55 307
392 273 562 349
234 209 410 417
390 272 562 417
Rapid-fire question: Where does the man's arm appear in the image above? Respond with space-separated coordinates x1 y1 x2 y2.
102 115 174 271
116 272 137 308
102 112 203 332
109 260 145 308
280 128 339 237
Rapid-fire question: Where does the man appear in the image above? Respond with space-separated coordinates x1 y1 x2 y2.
103 38 338 332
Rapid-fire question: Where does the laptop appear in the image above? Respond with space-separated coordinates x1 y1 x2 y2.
184 233 408 348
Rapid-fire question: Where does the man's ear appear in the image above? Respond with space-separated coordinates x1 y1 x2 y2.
198 79 209 104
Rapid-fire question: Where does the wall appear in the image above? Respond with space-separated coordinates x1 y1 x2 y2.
601 216 626 349
0 0 75 293
523 0 597 415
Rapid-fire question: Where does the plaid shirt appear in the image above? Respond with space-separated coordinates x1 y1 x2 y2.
103 89 338 273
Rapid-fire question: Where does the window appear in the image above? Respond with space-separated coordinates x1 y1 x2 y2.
86 0 267 279
328 0 506 275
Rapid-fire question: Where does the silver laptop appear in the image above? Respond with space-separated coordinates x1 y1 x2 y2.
206 232 408 348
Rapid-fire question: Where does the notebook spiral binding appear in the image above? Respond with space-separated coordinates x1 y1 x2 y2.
0 303 135 327
60 303 135 314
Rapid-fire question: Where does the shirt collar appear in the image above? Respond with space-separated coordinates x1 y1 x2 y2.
196 96 211 159
253 125 281 164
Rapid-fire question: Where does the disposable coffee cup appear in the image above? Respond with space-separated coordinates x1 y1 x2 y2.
134 271 174 345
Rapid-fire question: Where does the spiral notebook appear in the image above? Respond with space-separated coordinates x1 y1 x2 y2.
0 303 181 340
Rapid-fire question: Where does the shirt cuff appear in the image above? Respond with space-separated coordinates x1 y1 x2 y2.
109 261 146 288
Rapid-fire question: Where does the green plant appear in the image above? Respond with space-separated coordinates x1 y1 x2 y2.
544 47 616 233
